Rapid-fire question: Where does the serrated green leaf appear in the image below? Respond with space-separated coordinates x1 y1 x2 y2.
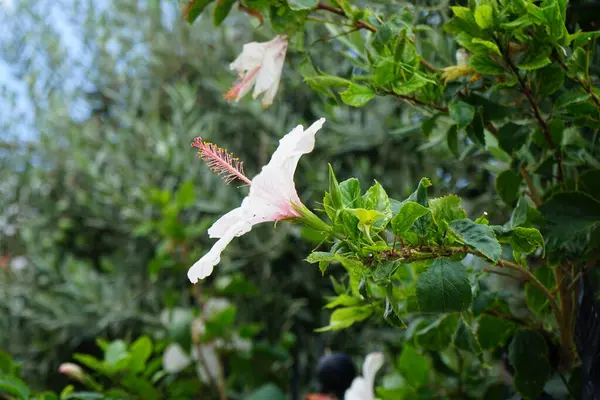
324 294 361 309
510 227 544 255
429 195 467 234
449 219 502 262
536 64 565 96
509 330 551 399
518 46 552 70
392 73 430 95
416 258 472 312
391 201 430 235
339 178 362 208
539 192 600 252
555 91 590 109
306 251 336 264
469 53 504 75
340 83 376 107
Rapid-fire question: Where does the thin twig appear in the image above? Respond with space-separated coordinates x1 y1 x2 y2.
520 166 542 206
499 39 565 186
382 90 448 112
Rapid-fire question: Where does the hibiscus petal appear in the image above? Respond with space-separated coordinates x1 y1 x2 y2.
229 42 267 73
362 352 384 388
188 220 252 283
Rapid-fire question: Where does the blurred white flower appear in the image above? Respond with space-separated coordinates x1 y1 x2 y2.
187 118 326 283
10 256 27 271
224 35 288 108
203 298 231 318
160 307 192 327
162 343 191 373
344 352 385 400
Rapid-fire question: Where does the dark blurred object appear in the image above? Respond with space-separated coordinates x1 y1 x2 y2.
316 353 357 400
567 0 600 31
576 263 600 400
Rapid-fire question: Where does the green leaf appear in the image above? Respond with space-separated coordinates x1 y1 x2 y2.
429 195 467 234
0 352 13 375
543 2 567 39
391 201 430 235
539 192 600 250
392 73 430 95
175 181 196 208
247 383 287 400
466 108 485 147
510 227 544 255
509 330 551 399
449 219 502 262
525 267 556 315
416 258 472 313
449 100 475 129
340 178 362 208
469 53 504 75
566 48 587 79
415 314 459 351
471 38 501 55
0 375 30 400
372 22 399 52
185 0 215 23
340 83 376 107
306 251 335 264
324 294 361 309
405 178 433 237
129 336 153 373
518 46 552 70
105 340 128 366
495 170 522 206
384 286 407 328
555 91 591 109
287 0 318 11
580 169 600 201
536 64 565 96
497 123 529 154
316 305 373 331
213 0 236 26
327 164 343 216
476 314 518 349
510 196 531 228
398 345 429 388
474 4 494 29
363 181 392 221
447 125 459 157
451 6 474 21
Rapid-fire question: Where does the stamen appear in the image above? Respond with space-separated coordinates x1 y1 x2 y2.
191 138 252 185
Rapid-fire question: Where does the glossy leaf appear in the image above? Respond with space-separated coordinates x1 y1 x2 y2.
416 258 472 313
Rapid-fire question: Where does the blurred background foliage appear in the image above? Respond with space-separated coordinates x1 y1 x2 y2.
0 0 523 398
